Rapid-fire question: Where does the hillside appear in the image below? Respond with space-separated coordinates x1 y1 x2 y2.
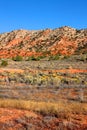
0 26 87 58
0 26 87 130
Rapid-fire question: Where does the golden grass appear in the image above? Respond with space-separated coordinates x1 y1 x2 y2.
0 99 87 118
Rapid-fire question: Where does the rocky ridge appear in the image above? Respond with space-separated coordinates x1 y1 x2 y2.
0 26 87 58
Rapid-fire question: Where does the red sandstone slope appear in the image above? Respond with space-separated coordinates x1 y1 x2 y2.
0 26 87 58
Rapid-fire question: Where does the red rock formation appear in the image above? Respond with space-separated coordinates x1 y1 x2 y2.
0 27 87 58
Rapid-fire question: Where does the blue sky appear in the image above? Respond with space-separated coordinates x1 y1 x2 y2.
0 0 87 33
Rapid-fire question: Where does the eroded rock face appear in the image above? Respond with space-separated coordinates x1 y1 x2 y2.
0 26 87 58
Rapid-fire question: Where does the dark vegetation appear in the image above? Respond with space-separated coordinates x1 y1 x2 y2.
0 60 8 67
12 55 23 61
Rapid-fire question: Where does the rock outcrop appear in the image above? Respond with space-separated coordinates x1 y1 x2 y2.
0 26 87 58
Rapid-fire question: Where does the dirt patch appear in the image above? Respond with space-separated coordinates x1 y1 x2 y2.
0 108 87 130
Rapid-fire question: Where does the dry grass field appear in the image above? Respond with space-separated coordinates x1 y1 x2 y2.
0 55 87 129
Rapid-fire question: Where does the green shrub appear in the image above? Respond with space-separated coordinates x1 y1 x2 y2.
63 55 70 59
12 55 23 61
26 56 37 61
1 60 8 66
27 56 43 61
49 54 61 60
32 56 40 61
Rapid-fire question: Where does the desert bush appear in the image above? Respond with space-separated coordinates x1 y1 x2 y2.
63 55 70 59
49 54 61 60
0 60 8 67
26 55 45 61
26 56 38 61
12 55 23 61
32 56 41 61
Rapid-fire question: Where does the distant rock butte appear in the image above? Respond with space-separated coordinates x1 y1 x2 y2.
0 26 87 58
